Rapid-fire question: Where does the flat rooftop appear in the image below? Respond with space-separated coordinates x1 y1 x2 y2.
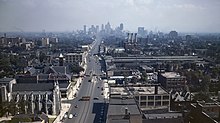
65 52 84 55
13 83 54 92
110 85 168 95
109 98 136 105
160 72 185 78
108 104 140 115
113 56 203 62
144 112 182 119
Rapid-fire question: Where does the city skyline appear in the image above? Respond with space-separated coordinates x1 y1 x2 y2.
0 0 220 33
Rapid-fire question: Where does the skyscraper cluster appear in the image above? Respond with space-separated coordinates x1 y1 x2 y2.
83 22 124 35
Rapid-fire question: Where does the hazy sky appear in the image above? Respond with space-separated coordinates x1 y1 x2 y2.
0 0 220 33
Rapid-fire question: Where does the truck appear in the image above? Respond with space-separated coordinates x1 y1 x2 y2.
79 96 90 101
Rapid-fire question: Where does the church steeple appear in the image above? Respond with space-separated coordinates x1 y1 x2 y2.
59 53 64 66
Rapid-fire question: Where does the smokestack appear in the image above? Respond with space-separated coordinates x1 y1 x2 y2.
130 33 133 43
155 85 158 94
127 33 130 42
134 33 137 43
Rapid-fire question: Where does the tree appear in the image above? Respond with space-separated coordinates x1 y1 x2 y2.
200 75 211 93
140 71 148 82
0 53 13 78
7 100 19 115
0 100 19 116
69 63 84 74
39 52 46 63
131 77 138 84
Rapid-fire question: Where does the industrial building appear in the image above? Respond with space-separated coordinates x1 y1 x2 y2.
158 72 186 91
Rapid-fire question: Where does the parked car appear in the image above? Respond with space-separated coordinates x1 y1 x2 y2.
64 112 68 119
68 113 73 119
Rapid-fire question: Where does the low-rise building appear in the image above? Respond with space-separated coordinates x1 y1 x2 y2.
110 84 170 113
108 84 184 123
65 52 86 66
158 72 186 91
143 112 183 123
41 38 49 47
107 93 142 123
132 85 170 113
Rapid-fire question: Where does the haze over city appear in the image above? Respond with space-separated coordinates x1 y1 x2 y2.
0 0 220 33
2 0 220 123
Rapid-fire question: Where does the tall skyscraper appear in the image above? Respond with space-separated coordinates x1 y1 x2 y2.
83 25 87 34
105 22 111 33
138 27 145 37
91 25 95 33
101 24 104 31
119 23 123 31
169 31 178 39
96 25 99 33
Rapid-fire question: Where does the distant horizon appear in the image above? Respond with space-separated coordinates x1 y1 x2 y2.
0 28 220 35
1 21 220 34
1 0 220 33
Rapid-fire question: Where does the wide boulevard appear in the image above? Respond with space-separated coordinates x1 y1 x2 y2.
64 37 107 123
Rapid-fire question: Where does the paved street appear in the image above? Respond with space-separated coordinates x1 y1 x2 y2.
63 38 108 123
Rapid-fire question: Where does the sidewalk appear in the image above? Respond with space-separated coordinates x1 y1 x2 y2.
0 116 13 122
53 48 91 123
52 101 71 123
53 77 82 123
103 80 109 99
53 62 87 123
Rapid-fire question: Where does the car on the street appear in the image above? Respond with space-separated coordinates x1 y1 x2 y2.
68 113 73 119
94 97 99 100
75 105 78 108
73 113 77 117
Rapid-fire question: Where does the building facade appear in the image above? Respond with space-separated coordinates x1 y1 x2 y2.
11 82 61 115
132 85 170 112
158 72 186 91
110 85 170 113
65 52 86 66
0 78 16 102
